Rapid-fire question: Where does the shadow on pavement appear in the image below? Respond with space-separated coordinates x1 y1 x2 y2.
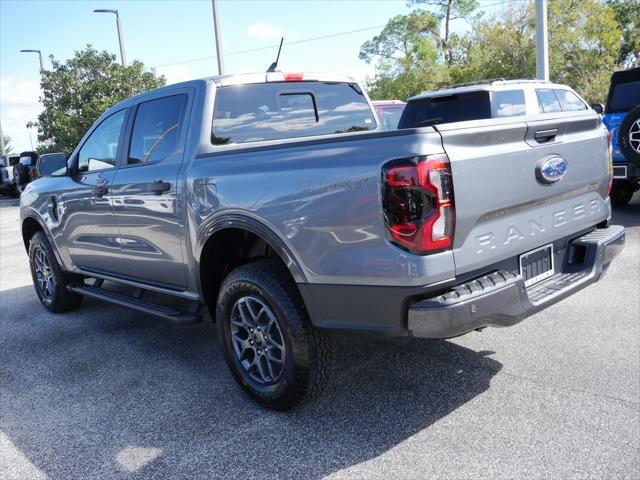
0 285 502 479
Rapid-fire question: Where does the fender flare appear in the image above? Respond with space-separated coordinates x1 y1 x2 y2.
195 213 308 285
20 211 66 267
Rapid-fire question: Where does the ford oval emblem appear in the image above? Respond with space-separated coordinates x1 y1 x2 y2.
537 156 567 185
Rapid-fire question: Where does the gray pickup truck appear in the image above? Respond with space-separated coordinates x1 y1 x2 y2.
20 73 625 410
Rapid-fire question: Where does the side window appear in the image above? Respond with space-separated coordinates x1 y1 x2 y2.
554 89 587 112
77 109 126 172
128 95 187 165
536 89 562 114
492 90 526 117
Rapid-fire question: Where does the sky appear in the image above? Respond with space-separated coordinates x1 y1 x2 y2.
0 0 505 152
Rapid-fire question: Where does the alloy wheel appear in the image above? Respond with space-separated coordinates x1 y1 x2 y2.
34 247 55 302
230 295 286 385
629 119 640 154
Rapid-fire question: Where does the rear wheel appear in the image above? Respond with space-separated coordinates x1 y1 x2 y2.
610 181 634 207
29 231 83 313
216 259 332 410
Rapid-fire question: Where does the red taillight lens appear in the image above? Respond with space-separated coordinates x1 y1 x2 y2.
284 72 304 81
382 154 455 255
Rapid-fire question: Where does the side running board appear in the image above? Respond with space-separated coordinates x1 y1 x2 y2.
67 282 202 325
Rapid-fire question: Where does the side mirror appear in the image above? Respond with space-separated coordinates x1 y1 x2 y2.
37 153 68 177
591 103 604 114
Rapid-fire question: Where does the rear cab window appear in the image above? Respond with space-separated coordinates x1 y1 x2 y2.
211 82 376 145
398 88 527 129
398 91 491 128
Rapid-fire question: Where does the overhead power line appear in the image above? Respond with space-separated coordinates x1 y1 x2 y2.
150 24 385 69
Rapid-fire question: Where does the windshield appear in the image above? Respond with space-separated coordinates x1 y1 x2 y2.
607 81 640 113
398 91 491 128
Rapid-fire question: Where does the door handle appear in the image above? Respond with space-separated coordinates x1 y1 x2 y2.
534 128 558 143
149 180 171 194
91 185 108 197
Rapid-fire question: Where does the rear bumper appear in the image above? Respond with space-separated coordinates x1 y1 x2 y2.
407 225 625 338
613 161 640 181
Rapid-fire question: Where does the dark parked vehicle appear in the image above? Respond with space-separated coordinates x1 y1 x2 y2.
602 67 640 206
13 151 39 195
0 154 20 196
372 100 406 130
20 73 624 410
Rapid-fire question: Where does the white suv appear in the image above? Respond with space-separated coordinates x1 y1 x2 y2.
399 79 592 127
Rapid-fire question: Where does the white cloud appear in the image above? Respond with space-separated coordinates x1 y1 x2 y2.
246 22 284 39
0 76 41 153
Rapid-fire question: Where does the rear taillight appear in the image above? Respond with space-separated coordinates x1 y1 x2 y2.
382 154 455 255
605 128 613 194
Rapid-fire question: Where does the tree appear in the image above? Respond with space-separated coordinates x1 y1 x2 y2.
454 2 535 84
359 11 452 99
38 46 165 154
547 0 621 103
607 0 640 67
361 0 626 104
449 0 620 103
409 0 480 64
2 135 12 154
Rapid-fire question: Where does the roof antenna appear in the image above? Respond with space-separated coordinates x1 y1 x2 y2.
266 37 284 72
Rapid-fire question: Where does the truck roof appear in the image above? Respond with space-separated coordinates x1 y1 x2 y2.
407 79 568 101
108 71 361 112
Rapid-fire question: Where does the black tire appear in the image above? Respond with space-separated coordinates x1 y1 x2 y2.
618 105 640 167
610 181 634 207
216 259 332 410
12 165 28 196
29 231 84 313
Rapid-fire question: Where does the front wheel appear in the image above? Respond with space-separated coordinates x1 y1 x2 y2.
216 259 332 410
29 231 84 313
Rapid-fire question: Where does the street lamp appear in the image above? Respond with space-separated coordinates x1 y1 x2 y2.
93 9 127 67
20 49 44 71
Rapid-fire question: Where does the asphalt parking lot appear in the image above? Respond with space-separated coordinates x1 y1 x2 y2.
1 194 638 480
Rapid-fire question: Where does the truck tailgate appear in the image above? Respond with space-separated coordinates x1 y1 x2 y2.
437 112 611 276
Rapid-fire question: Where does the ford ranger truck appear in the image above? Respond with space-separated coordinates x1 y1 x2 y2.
20 73 625 410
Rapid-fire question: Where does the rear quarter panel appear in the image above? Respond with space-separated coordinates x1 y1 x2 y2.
188 130 456 287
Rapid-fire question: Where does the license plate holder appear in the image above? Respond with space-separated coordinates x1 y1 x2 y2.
519 243 554 287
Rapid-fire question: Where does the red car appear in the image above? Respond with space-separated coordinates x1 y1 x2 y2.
372 100 406 130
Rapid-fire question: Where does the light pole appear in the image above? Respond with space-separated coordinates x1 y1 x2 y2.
535 0 549 81
93 9 127 67
26 122 36 150
211 0 225 75
20 49 44 71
